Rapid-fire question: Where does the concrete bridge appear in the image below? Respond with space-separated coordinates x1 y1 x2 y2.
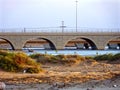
0 28 120 50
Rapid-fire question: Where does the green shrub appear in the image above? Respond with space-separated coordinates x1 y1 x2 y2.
29 53 44 59
30 53 85 65
85 56 94 60
0 51 42 73
55 55 67 60
112 53 120 61
94 54 112 61
94 53 120 61
26 66 43 73
0 56 18 72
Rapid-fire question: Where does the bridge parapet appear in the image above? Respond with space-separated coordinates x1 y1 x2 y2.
0 28 120 33
0 32 120 36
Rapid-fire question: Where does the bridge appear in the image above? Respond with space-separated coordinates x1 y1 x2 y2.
0 28 120 50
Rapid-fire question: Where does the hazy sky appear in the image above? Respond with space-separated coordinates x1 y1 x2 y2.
0 0 120 29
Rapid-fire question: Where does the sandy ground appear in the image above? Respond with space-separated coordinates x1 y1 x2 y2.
0 60 120 90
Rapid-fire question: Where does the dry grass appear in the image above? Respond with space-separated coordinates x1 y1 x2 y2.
0 51 120 86
0 59 120 85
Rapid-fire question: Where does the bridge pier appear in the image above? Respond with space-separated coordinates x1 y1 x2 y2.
55 46 64 50
92 36 112 50
97 46 105 50
10 40 25 51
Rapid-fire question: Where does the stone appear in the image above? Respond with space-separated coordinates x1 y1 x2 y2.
113 85 117 88
0 82 6 90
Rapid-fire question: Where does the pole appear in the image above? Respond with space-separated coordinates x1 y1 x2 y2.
62 21 64 32
60 21 66 33
75 0 78 32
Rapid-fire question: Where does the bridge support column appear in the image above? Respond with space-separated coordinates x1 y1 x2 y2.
56 46 64 50
51 36 66 50
95 41 106 50
11 41 24 50
97 45 105 50
91 36 111 50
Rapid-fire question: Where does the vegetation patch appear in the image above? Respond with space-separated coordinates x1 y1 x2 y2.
0 50 42 73
30 53 85 65
94 53 120 61
30 53 120 65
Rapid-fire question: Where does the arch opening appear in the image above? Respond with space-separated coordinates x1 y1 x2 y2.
64 37 97 50
23 38 56 51
105 37 120 50
0 38 15 50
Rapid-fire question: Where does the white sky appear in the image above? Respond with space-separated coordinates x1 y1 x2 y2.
0 0 120 29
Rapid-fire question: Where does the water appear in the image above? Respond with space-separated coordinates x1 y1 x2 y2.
24 49 120 56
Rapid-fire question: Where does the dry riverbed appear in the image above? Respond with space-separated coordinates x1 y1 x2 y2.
0 59 120 90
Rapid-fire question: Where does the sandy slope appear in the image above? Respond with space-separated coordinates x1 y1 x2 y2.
0 60 120 90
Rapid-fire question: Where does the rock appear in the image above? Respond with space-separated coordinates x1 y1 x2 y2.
86 88 93 90
48 86 59 90
113 84 117 88
52 82 66 88
0 82 6 90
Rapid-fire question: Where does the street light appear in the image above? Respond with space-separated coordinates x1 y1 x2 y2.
75 0 78 32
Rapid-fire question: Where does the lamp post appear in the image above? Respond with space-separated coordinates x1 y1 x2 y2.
75 0 78 32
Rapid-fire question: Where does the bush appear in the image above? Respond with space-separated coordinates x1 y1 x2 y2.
85 56 94 60
30 53 44 59
0 56 18 72
30 53 85 65
0 50 9 56
55 55 67 60
112 53 120 61
26 66 43 73
0 51 42 73
94 53 120 61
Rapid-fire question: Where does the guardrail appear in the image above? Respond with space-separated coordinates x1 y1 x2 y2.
0 28 120 33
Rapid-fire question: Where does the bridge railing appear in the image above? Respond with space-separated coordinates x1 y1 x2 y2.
0 28 120 33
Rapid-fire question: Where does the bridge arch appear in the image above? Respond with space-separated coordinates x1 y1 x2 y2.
23 37 56 50
104 36 120 50
0 38 15 50
63 36 97 50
